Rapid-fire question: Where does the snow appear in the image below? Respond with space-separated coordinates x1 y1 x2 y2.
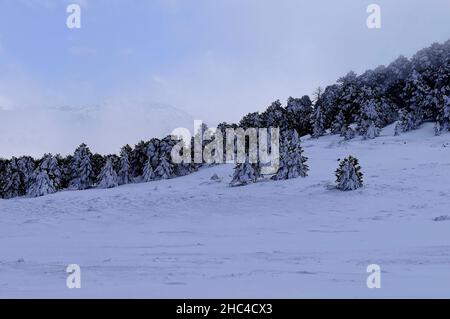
1 123 450 298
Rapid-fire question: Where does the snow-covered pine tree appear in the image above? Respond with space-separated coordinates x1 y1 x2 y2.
142 159 156 182
1 158 24 199
154 156 175 180
230 158 261 187
69 143 94 190
27 170 56 197
436 95 450 135
0 159 7 198
131 140 149 178
286 95 313 135
146 138 161 169
335 156 363 191
311 103 326 138
17 156 36 192
260 100 289 131
359 99 380 139
272 130 309 180
118 145 132 185
39 154 62 190
91 153 106 183
397 70 430 132
331 110 346 135
97 157 118 189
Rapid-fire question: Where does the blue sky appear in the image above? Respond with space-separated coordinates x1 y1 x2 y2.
0 0 449 123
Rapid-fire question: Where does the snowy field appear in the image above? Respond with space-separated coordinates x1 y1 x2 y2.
1 123 450 298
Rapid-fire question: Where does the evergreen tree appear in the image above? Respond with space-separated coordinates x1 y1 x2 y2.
260 100 289 131
17 156 35 192
70 143 94 190
118 145 132 185
397 70 431 132
131 140 149 177
335 156 363 191
1 158 24 199
311 87 326 138
97 157 118 189
154 156 175 180
0 158 8 198
230 158 261 187
91 153 106 183
27 170 56 197
286 95 313 135
39 154 62 190
359 99 380 139
436 95 450 134
142 159 156 182
331 110 346 135
272 130 309 180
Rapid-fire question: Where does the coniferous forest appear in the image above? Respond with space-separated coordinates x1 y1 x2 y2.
1 40 449 199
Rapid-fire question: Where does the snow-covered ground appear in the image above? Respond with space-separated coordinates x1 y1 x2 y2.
1 123 450 298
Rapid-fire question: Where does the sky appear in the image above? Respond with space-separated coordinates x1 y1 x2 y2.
0 0 449 156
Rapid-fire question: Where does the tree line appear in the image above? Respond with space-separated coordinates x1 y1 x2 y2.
0 40 449 198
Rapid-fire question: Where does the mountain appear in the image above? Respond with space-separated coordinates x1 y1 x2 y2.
1 123 449 297
0 100 194 158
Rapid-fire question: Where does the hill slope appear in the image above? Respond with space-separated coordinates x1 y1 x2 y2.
1 123 450 298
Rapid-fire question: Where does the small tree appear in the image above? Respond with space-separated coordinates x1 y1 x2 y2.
97 157 118 189
230 158 261 187
28 170 56 197
118 145 132 185
335 156 363 191
272 130 309 180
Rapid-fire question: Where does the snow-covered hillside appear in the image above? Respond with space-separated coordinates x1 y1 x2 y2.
1 123 450 298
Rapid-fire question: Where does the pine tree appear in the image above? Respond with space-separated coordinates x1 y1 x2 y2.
17 156 36 192
131 140 149 178
331 110 346 135
311 103 326 138
97 157 118 189
0 159 8 198
27 170 56 197
154 156 174 180
39 154 62 190
359 99 380 139
1 158 24 199
436 95 450 134
118 145 132 185
142 159 156 182
230 158 261 187
70 143 94 190
397 70 430 132
91 153 106 183
272 130 309 180
335 156 363 191
286 95 313 135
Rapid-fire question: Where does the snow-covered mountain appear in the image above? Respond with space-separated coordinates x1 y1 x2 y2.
1 123 449 298
0 100 194 158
